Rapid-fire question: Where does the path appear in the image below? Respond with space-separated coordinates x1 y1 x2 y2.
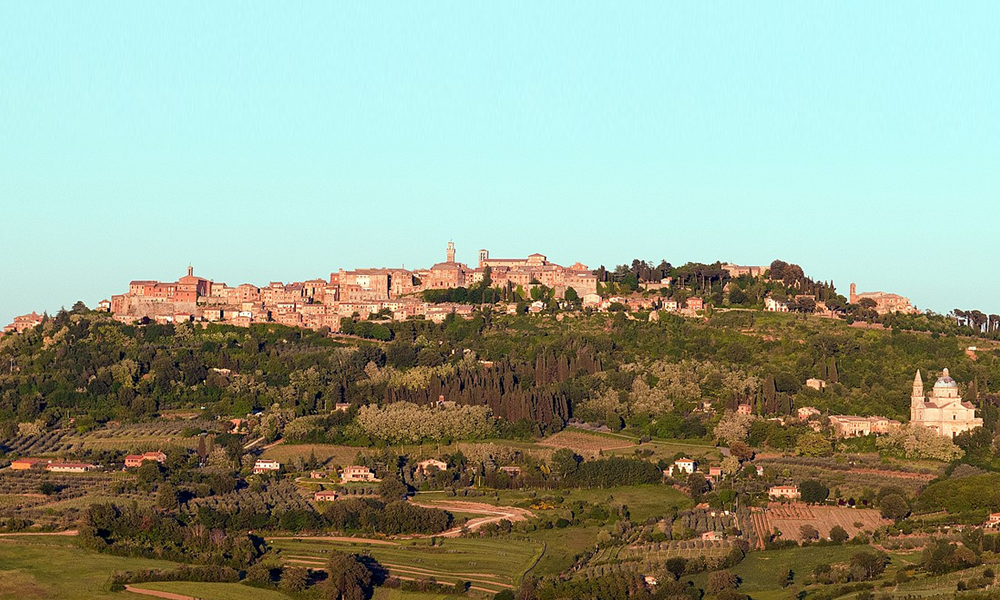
124 585 197 600
269 535 399 546
408 500 533 537
0 529 78 538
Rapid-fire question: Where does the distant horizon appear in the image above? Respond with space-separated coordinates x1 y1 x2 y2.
2 3 998 325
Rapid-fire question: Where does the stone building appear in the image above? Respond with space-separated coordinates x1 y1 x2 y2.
849 283 918 315
910 368 983 437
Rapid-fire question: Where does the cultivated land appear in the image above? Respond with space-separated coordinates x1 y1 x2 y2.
267 536 542 594
0 535 178 600
4 293 1000 599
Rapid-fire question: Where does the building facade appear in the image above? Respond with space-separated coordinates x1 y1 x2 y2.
910 368 983 437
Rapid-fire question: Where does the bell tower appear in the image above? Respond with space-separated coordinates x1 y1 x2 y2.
478 249 489 268
849 283 857 304
446 241 456 263
911 369 924 422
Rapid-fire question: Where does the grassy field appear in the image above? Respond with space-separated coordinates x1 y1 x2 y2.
0 535 179 600
135 582 292 600
268 535 540 594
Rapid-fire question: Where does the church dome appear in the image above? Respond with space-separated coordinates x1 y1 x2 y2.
934 368 958 388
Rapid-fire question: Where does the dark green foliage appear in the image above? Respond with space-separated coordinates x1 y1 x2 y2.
918 473 1000 514
799 479 829 504
573 457 663 488
321 498 451 535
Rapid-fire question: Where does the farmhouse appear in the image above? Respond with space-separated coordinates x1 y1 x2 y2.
10 458 44 470
701 531 721 541
499 466 522 477
124 451 167 468
46 462 97 473
253 459 281 474
314 490 339 502
341 465 378 482
987 513 1000 528
672 458 696 475
416 458 448 475
768 485 801 500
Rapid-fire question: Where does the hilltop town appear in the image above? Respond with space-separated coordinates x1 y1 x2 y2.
5 247 1000 600
3 243 925 338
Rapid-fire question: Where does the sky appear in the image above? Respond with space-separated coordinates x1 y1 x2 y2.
1 3 998 326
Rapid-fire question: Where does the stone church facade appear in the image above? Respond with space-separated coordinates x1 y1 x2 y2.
910 368 982 437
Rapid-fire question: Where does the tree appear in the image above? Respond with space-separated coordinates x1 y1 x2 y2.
279 566 310 592
799 479 829 504
156 483 179 511
378 477 408 502
795 432 833 457
879 493 910 521
665 557 687 580
829 525 849 544
799 524 819 542
244 562 274 585
550 448 581 478
707 570 739 594
323 550 373 600
687 472 710 498
729 441 754 461
38 482 57 496
714 412 755 445
849 551 887 580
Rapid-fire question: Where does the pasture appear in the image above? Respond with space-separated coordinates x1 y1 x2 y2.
267 535 542 594
0 534 178 600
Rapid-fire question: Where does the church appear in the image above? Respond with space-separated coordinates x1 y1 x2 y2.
910 368 982 437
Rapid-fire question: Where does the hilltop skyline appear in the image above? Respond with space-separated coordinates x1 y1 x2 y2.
2 2 999 324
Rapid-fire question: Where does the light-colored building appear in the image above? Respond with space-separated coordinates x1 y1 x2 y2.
805 378 826 391
850 283 918 315
253 459 281 474
46 462 97 473
672 458 696 475
124 451 167 468
829 415 899 438
764 296 789 312
797 406 821 420
341 465 378 482
314 490 339 502
416 459 448 475
768 485 801 500
911 368 983 437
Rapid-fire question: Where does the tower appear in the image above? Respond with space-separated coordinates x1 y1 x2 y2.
849 283 857 304
910 369 924 423
478 249 489 268
446 241 455 263
187 265 194 277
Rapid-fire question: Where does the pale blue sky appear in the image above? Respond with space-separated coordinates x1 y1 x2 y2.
2 3 998 325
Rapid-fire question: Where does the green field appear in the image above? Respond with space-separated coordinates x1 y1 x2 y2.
0 535 179 600
136 582 292 600
268 535 541 594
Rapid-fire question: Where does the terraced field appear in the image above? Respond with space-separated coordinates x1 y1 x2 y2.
267 536 542 595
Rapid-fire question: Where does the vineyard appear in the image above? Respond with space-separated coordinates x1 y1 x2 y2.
185 479 312 515
539 430 638 456
578 539 736 579
0 422 220 458
0 469 148 525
